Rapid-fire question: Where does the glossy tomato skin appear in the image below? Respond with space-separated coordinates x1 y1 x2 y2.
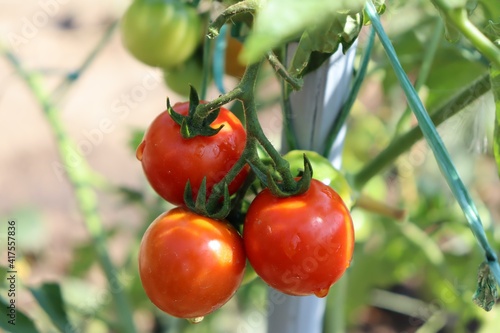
121 0 201 68
139 207 246 318
243 179 354 297
136 101 248 206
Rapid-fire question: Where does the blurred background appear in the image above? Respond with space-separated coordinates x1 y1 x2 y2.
1 0 500 332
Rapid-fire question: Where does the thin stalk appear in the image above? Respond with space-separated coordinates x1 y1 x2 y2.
430 1 500 68
352 73 490 189
365 0 500 284
201 36 212 100
206 0 260 39
394 18 444 136
5 52 137 333
266 51 303 90
323 26 375 157
323 273 348 333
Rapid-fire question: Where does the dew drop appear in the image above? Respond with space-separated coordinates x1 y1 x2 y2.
187 316 204 324
136 141 145 161
314 288 329 298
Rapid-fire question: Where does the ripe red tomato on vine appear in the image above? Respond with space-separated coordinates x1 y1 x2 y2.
136 101 248 206
243 179 354 297
139 207 246 319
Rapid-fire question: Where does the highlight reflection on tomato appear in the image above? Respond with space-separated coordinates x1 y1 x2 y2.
139 207 246 318
243 179 354 297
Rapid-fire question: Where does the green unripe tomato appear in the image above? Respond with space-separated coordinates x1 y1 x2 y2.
163 56 205 96
120 0 202 68
283 150 354 209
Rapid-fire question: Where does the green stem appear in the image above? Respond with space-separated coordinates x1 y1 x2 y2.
322 26 375 157
352 67 490 189
431 1 500 68
323 273 348 333
393 18 444 137
266 51 303 91
206 0 260 39
201 35 212 101
365 0 500 285
5 53 137 333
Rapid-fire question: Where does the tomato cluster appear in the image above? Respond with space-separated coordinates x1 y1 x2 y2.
136 99 354 319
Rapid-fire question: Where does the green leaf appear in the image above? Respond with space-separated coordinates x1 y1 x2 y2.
492 66 500 176
288 13 362 77
29 283 72 333
242 0 364 63
0 297 39 333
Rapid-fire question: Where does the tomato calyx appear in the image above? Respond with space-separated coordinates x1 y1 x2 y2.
183 177 232 220
249 153 313 198
167 88 224 139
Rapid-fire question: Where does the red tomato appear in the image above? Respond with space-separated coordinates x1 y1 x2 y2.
139 207 246 318
243 179 354 297
136 101 248 206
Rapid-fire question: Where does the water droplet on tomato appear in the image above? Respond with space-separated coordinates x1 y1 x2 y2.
136 141 145 161
187 316 204 324
314 288 329 298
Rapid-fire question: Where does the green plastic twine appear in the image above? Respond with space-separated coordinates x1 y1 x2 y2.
365 0 500 284
323 26 375 157
213 24 228 94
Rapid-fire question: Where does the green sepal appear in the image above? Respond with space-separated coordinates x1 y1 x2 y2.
195 177 208 212
183 180 196 208
183 177 232 220
269 153 313 197
209 182 232 220
169 86 224 138
204 106 221 126
167 98 186 126
293 153 313 194
247 159 270 188
266 169 289 198
188 85 200 117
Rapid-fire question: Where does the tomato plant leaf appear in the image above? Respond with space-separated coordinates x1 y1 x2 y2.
28 283 72 333
242 0 364 63
0 297 39 333
288 13 362 77
492 66 500 176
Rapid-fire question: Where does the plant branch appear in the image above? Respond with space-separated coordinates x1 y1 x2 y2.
431 1 500 68
323 26 375 157
351 70 490 188
207 0 259 39
365 0 500 285
266 51 303 90
5 50 137 333
393 18 444 137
